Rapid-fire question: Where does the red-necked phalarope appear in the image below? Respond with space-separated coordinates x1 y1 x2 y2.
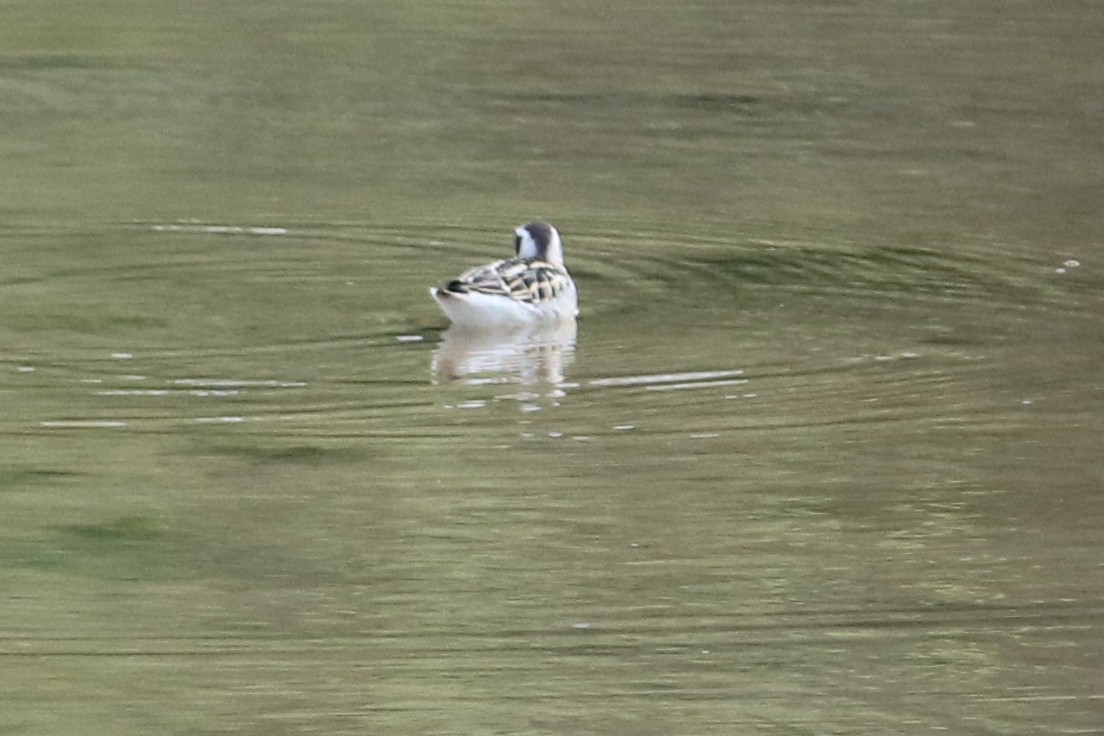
430 221 578 327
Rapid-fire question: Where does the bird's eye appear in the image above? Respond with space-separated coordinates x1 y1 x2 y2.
514 234 522 254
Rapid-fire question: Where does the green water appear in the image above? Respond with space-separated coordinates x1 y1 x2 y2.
3 2 1103 734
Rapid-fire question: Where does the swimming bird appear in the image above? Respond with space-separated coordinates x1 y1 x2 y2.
430 221 578 327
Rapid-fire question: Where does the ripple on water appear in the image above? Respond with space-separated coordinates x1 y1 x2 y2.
589 370 746 390
2 220 1096 444
573 227 1084 316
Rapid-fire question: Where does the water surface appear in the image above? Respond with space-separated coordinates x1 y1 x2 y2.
2 2 1103 734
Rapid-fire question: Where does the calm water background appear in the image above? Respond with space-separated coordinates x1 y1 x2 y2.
2 1 1103 734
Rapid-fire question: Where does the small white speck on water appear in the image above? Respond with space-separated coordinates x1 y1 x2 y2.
548 431 563 438
511 392 540 401
1063 259 1080 268
111 352 133 360
571 622 591 630
1022 399 1033 406
153 222 286 236
97 389 170 396
520 404 542 413
573 435 591 442
455 400 486 409
395 335 424 343
900 352 920 359
16 366 35 373
613 424 635 431
173 379 306 388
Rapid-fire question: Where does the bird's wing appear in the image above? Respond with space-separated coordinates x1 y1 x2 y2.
449 258 571 304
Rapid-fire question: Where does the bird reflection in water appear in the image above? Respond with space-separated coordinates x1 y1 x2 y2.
431 320 577 387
